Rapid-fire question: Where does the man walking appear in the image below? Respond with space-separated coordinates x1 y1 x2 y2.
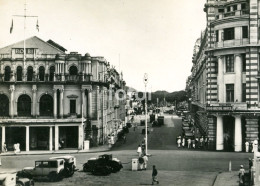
137 145 142 157
152 165 159 185
143 153 148 170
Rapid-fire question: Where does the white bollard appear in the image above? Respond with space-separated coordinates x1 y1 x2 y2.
229 161 232 172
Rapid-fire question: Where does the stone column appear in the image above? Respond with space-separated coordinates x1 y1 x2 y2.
88 89 92 118
218 56 224 102
32 85 37 116
59 88 64 118
9 85 15 118
234 115 242 152
55 125 59 150
78 125 83 150
216 115 224 150
82 89 86 117
26 126 29 151
49 126 53 151
53 89 57 118
2 126 5 151
235 55 242 102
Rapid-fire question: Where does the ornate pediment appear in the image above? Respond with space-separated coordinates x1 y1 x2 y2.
67 94 78 99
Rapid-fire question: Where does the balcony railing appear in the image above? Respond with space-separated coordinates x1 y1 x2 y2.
208 102 248 111
215 9 249 20
213 39 249 49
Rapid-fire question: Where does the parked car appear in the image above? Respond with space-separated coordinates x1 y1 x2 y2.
83 154 123 175
49 155 76 177
17 159 65 182
0 170 34 186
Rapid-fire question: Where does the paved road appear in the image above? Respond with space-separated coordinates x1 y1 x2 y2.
0 113 252 185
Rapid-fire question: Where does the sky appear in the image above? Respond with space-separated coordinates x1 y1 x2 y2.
0 0 206 92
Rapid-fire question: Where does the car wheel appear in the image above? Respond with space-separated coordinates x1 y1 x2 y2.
16 181 25 186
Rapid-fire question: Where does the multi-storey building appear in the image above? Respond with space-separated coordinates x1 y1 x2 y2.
0 36 126 151
188 0 260 152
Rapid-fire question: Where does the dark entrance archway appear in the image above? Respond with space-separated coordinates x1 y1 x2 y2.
40 94 53 116
30 127 50 150
27 66 33 81
223 115 235 151
39 66 45 81
6 127 26 151
4 66 11 81
16 66 23 81
69 66 78 75
0 94 9 116
18 95 31 116
59 126 78 148
49 66 55 81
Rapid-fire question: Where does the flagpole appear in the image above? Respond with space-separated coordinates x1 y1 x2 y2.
23 0 26 69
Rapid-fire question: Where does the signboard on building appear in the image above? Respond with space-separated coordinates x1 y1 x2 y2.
206 106 232 111
15 48 34 54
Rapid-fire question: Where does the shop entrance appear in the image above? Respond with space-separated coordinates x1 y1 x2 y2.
59 126 78 148
30 127 50 150
6 127 26 151
223 116 235 151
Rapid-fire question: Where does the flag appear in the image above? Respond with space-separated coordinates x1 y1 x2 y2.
36 19 39 32
10 19 13 34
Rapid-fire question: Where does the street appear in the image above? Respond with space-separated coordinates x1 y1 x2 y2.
1 113 252 185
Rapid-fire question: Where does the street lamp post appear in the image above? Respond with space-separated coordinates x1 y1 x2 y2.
144 73 148 155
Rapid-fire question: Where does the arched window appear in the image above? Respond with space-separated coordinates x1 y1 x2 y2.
27 66 33 81
39 66 45 81
69 66 78 75
18 95 31 116
39 94 53 116
49 66 55 82
16 66 23 81
0 94 9 116
4 66 11 81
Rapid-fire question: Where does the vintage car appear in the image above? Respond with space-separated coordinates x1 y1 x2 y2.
17 159 64 182
49 155 76 177
0 170 34 186
83 154 123 175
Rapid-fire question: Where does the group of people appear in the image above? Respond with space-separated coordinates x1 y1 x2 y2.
176 135 209 149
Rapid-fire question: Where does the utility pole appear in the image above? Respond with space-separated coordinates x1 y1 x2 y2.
144 73 148 155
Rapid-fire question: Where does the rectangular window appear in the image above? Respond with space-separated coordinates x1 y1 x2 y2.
215 30 219 42
226 84 234 102
242 26 248 38
70 100 76 114
225 55 234 72
242 83 246 102
242 54 246 72
218 8 224 13
241 3 246 10
233 5 237 11
227 6 231 12
224 28 234 40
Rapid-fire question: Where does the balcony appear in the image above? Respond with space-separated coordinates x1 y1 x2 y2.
207 102 248 111
215 9 249 20
213 39 249 49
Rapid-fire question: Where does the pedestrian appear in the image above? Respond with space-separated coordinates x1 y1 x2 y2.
3 142 7 152
177 138 181 148
245 141 249 152
204 136 208 150
137 145 142 157
139 156 144 170
199 136 204 149
122 134 126 144
239 165 245 185
143 153 148 170
192 138 195 149
187 138 191 149
195 138 199 149
152 165 159 185
182 136 186 148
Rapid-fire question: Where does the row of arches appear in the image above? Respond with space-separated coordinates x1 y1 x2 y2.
3 65 78 82
0 94 53 117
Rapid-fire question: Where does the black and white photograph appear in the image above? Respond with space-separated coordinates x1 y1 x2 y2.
0 0 258 185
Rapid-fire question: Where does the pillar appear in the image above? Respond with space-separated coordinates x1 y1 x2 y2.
218 56 224 102
32 85 37 116
53 89 57 118
82 89 86 117
55 125 59 150
78 125 83 150
26 126 29 152
49 126 53 151
9 85 15 118
234 116 242 152
88 89 92 118
216 115 224 150
235 55 242 102
2 126 5 150
59 88 64 118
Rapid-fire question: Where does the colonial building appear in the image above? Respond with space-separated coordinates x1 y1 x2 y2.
187 0 260 152
0 36 126 151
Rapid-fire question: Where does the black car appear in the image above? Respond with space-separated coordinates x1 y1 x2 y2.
83 154 123 175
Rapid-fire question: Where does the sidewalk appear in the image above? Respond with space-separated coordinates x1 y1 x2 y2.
0 145 110 156
213 171 240 186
